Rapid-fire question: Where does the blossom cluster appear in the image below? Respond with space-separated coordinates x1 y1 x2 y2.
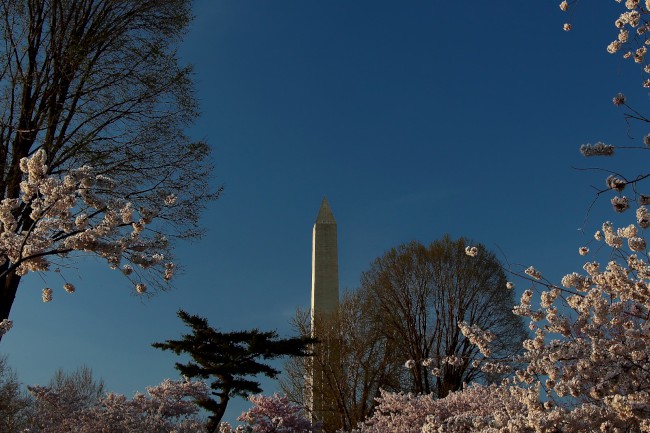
0 319 12 335
353 383 529 433
458 322 495 357
524 266 542 280
562 0 650 87
27 378 209 433
0 149 176 308
580 141 615 156
219 394 316 433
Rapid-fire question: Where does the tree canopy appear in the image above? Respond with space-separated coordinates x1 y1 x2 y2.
0 0 216 330
283 236 526 433
283 293 403 433
361 236 526 397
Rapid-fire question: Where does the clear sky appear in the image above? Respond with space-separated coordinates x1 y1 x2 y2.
1 0 648 424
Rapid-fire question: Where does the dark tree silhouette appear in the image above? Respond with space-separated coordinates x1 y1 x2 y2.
153 310 316 433
0 355 31 432
361 235 527 398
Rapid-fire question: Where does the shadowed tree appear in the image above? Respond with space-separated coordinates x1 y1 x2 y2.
282 293 403 433
362 235 527 398
0 355 31 432
27 365 105 431
283 236 526 432
27 375 208 432
153 310 316 433
0 0 216 337
45 365 104 409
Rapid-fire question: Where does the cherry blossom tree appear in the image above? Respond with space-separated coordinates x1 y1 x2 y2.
349 4 650 431
0 149 179 337
561 0 650 88
0 355 30 432
27 377 209 433
0 0 217 336
219 394 318 433
475 2 650 430
355 383 530 433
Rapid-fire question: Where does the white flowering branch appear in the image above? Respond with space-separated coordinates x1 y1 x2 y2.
0 149 176 310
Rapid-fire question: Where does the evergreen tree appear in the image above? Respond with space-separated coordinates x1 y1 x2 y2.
153 310 316 433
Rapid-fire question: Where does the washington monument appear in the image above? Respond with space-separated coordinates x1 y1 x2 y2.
308 197 339 425
311 197 339 318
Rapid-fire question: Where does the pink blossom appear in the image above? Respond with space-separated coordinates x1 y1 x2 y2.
220 394 316 433
28 378 209 432
0 319 12 335
580 142 614 156
0 150 176 306
612 92 626 105
42 288 53 303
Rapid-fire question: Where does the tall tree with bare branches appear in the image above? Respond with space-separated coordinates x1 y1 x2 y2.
0 0 216 335
362 235 526 398
282 293 403 433
282 236 524 433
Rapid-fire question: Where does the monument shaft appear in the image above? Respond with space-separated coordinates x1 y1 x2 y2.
311 197 339 318
309 197 340 429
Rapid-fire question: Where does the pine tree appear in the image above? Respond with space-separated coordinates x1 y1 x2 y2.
153 310 316 433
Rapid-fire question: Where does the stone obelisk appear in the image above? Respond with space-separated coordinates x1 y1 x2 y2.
311 197 339 319
308 197 339 427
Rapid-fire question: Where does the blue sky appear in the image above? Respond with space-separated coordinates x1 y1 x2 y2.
2 0 649 424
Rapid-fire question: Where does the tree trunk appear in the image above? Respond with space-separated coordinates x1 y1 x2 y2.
206 396 229 433
0 271 21 342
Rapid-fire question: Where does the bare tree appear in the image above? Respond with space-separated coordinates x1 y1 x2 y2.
26 365 101 431
283 237 524 432
0 0 216 330
282 292 403 433
0 355 31 432
361 235 526 398
45 365 104 408
27 364 105 430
